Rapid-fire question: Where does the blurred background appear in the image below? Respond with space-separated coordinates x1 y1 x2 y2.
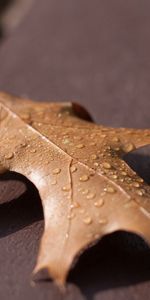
0 0 150 300
0 0 150 128
0 2 150 300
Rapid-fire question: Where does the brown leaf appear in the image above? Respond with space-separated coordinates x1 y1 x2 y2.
0 92 150 286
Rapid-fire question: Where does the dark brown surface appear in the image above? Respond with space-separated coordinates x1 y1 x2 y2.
0 0 150 299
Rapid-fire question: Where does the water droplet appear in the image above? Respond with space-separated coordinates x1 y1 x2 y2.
91 154 97 160
101 170 105 175
98 218 108 225
20 112 30 121
67 212 75 219
94 162 99 167
79 175 89 182
53 168 61 175
106 146 111 150
136 190 143 196
86 193 96 199
63 134 69 138
76 144 85 149
121 171 127 176
112 174 118 179
70 202 80 209
65 233 69 239
126 176 132 182
104 186 116 193
20 141 27 148
89 170 95 176
94 199 104 207
62 185 70 191
51 180 57 185
37 122 42 127
102 162 111 169
5 152 14 159
114 147 120 151
112 136 119 142
133 182 140 188
70 152 74 156
123 143 135 152
82 189 89 195
83 216 92 225
70 165 77 173
58 113 62 118
137 178 144 183
119 178 124 182
30 149 36 153
63 138 70 144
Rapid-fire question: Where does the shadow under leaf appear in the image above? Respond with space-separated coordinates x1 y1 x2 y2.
0 171 43 238
69 231 150 299
123 145 150 184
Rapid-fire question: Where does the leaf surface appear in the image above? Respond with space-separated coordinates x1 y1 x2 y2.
0 92 150 285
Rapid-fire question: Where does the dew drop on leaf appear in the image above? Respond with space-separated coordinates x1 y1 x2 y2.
83 216 92 225
70 165 77 173
136 190 143 196
79 175 89 182
30 149 36 153
76 144 85 149
70 202 80 209
94 199 104 207
98 218 108 225
52 168 61 175
111 174 118 179
112 136 119 142
104 186 116 193
5 152 14 159
102 162 111 169
121 171 127 176
51 180 57 185
67 212 75 219
86 193 96 199
132 182 140 188
123 143 135 152
62 185 71 191
82 189 89 195
90 154 97 160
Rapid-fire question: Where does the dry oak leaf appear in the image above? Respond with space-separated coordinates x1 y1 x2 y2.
0 92 150 286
